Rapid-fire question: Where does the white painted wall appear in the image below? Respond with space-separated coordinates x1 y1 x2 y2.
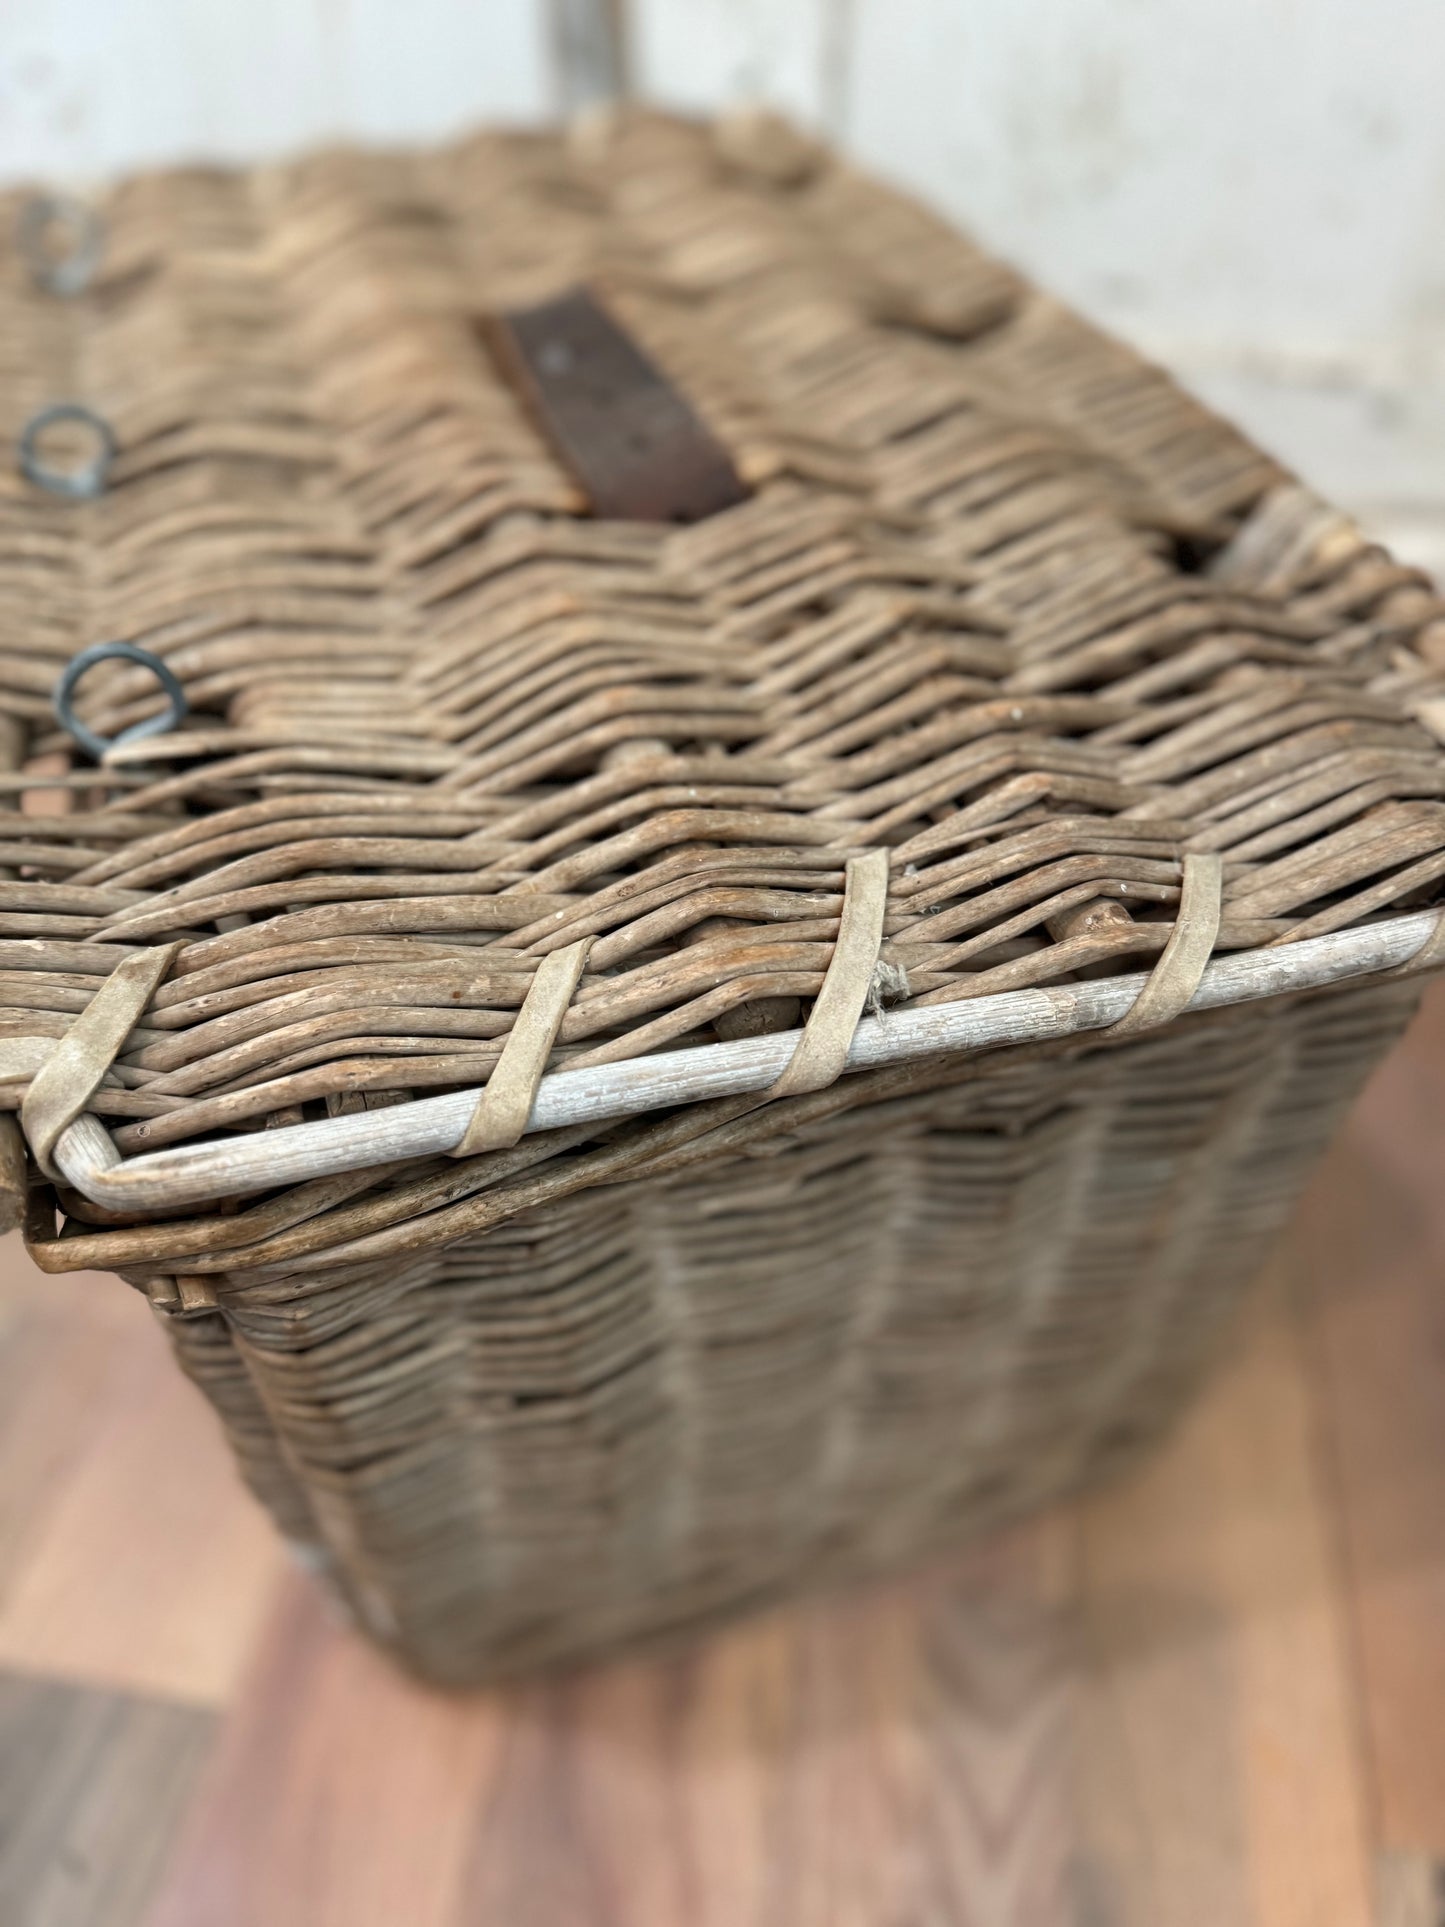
2 0 1441 533
0 1 550 178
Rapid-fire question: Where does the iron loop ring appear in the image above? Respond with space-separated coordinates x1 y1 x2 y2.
17 194 105 297
19 403 116 501
54 641 188 763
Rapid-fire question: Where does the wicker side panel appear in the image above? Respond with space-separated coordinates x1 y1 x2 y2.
162 1307 323 1551
157 982 1417 1683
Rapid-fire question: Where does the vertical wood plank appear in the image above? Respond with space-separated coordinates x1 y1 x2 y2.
0 1236 284 1708
148 1522 1082 1927
1375 1851 1445 1927
0 1669 213 1927
0 1241 137 1605
147 1579 514 1927
1297 981 1445 1856
1075 1292 1377 1927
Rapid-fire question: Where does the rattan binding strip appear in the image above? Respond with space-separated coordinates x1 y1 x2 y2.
21 942 179 1178
1104 853 1222 1039
34 903 1445 1227
769 848 890 1098
451 936 592 1156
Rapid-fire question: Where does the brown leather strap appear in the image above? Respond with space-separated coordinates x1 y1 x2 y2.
487 288 749 523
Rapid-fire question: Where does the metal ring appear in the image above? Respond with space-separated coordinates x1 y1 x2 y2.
19 403 116 501
17 194 105 297
53 642 188 763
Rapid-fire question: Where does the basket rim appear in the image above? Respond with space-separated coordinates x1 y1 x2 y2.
48 904 1440 1216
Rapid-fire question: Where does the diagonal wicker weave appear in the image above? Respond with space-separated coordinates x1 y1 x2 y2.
3 109 1445 1681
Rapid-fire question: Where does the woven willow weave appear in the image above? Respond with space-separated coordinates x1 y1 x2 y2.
4 111 1445 1680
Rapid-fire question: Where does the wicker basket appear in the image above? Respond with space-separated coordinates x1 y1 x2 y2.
4 109 1444 1683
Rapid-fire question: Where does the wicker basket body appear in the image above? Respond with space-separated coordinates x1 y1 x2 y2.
168 979 1410 1682
4 111 1444 1682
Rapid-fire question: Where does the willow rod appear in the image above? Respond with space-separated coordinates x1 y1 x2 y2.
47 908 1442 1215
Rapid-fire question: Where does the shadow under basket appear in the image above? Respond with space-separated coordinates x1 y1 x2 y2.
5 109 1445 1684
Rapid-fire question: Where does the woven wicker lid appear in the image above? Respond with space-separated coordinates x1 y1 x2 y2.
1 108 1443 1188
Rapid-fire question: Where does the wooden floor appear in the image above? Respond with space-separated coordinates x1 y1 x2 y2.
3 993 1445 1927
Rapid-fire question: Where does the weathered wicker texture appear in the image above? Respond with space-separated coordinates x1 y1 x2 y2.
4 110 1445 1679
1 111 1443 1171
167 982 1415 1682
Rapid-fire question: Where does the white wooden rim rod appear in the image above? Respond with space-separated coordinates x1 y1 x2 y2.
50 909 1440 1214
